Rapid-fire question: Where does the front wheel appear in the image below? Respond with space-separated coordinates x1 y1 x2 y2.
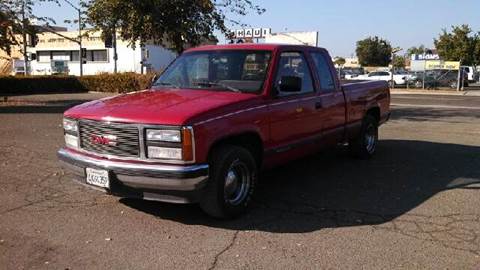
349 114 379 159
200 145 257 219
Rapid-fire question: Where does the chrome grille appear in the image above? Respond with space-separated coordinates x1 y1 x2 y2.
79 119 140 158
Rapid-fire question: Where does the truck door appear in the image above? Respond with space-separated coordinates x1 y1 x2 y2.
268 51 323 153
310 51 347 145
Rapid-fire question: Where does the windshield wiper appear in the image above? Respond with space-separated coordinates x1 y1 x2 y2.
153 82 180 88
194 81 241 93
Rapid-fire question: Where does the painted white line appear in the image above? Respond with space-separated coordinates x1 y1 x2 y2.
392 103 480 110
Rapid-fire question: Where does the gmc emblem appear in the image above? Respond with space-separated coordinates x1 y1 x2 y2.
91 134 117 146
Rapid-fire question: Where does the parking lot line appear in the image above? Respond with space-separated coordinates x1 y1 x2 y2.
391 103 480 110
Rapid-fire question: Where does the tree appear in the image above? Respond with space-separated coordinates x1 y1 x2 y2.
434 24 478 66
406 45 436 57
334 57 346 66
83 0 265 53
0 1 57 54
393 55 406 68
356 36 392 66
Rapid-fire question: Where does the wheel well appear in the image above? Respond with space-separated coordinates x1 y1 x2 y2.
366 107 380 122
208 133 263 167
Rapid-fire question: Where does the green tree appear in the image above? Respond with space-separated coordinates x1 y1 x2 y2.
0 0 56 55
83 0 265 53
393 55 406 68
334 57 346 66
434 24 478 66
406 45 425 56
356 36 392 66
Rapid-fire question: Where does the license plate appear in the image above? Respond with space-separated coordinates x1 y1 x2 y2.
86 168 110 188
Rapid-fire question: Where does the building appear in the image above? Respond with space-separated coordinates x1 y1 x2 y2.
264 31 318 47
27 29 176 76
0 26 179 76
228 28 319 47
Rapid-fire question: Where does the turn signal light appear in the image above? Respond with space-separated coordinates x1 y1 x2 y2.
182 127 194 161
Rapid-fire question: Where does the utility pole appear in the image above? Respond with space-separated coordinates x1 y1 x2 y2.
63 0 83 76
457 61 462 91
422 48 426 90
21 0 28 75
78 7 83 76
390 47 402 89
113 26 117 73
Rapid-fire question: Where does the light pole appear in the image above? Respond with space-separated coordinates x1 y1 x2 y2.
390 47 402 89
63 0 83 76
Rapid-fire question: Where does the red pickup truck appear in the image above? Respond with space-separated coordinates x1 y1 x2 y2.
58 44 390 218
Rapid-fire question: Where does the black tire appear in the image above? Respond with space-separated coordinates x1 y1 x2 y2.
200 145 257 219
349 114 379 159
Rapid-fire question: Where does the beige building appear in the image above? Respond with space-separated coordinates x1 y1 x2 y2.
1 27 178 76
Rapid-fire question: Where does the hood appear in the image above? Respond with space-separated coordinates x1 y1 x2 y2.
65 89 258 125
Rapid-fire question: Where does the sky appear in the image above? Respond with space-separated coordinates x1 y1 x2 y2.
33 0 480 57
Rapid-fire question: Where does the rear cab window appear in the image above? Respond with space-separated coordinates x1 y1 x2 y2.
311 51 336 91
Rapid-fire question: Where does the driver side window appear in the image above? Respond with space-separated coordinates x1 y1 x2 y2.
275 52 314 97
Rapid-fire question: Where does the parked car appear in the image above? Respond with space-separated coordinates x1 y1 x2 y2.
461 66 476 82
58 44 391 218
343 67 365 79
357 71 407 85
409 69 469 89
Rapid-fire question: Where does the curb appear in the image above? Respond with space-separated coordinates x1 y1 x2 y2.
390 89 480 96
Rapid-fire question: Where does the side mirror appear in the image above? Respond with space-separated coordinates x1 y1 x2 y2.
278 76 302 92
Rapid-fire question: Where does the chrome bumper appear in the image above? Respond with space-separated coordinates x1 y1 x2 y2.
58 148 209 203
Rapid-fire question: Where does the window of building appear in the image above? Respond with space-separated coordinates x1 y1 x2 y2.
70 51 79 62
87 50 108 62
37 51 50 62
51 51 70 61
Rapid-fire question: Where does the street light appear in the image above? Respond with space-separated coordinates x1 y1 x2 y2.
62 0 83 76
390 47 402 89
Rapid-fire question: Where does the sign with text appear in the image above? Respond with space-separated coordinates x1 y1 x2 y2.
231 28 271 39
411 54 440 61
425 60 460 70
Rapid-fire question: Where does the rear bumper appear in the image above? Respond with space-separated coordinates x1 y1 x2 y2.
57 148 209 203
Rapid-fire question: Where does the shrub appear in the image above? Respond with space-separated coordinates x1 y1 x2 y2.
0 73 157 95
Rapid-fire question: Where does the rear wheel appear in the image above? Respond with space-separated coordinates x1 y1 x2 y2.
349 114 378 159
200 145 257 219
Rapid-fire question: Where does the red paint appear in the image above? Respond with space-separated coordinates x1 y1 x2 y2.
64 44 390 168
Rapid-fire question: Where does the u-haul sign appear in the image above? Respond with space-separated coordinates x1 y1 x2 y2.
232 28 271 39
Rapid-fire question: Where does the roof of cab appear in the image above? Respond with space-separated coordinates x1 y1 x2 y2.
185 43 326 52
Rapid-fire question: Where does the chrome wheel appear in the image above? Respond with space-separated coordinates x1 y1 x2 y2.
364 123 377 154
224 160 251 206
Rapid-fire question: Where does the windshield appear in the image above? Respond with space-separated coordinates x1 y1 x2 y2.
153 50 272 93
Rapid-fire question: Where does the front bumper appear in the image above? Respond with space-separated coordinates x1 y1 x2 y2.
57 148 209 203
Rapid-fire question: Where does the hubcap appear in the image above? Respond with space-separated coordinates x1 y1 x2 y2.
224 160 251 206
364 124 377 153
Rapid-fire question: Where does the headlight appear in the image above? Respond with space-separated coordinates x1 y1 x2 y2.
146 129 181 142
148 146 182 160
63 118 78 133
65 133 79 148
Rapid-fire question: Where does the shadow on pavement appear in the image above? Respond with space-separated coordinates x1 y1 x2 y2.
121 139 480 233
0 100 89 114
391 107 480 122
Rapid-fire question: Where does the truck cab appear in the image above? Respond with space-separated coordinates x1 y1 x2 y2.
58 44 390 218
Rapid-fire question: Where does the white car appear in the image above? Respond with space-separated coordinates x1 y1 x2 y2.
461 66 476 82
357 71 407 85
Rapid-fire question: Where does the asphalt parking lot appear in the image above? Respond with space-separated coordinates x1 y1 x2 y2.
1 92 479 269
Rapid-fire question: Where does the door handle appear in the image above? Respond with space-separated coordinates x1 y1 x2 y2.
295 107 304 113
315 101 323 109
